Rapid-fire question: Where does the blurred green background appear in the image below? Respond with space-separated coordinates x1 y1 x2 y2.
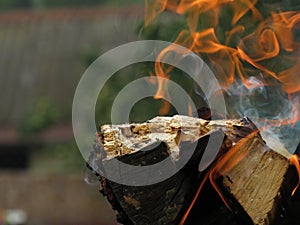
0 1 159 225
0 0 206 224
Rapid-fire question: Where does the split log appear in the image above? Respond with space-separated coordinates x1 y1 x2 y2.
214 133 298 225
87 115 299 225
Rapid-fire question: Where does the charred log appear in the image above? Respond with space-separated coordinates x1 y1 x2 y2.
87 115 298 225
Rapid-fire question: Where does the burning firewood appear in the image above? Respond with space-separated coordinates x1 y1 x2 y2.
87 115 299 225
222 136 292 224
191 132 298 225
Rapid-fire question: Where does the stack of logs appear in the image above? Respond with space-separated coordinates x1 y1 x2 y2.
87 112 300 225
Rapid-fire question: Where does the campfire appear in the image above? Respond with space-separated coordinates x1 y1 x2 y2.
86 0 300 224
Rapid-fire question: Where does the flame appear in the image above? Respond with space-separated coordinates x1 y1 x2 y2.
144 0 168 27
290 154 300 196
230 0 262 25
144 1 300 222
237 11 300 90
145 0 180 27
178 130 299 225
179 131 257 225
179 172 209 225
145 0 300 122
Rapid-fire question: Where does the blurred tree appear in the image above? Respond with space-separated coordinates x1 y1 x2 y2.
20 96 61 134
0 0 32 10
32 0 106 8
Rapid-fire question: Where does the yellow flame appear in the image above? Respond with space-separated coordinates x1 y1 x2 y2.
179 131 258 224
290 154 300 196
145 0 300 120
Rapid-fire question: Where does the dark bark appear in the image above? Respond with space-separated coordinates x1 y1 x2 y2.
87 116 299 225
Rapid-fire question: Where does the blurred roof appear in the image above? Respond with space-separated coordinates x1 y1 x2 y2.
0 6 143 22
0 6 142 128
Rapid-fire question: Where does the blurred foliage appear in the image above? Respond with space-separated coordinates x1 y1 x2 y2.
138 14 186 41
0 0 32 9
95 62 163 125
30 140 84 174
104 0 143 6
92 13 203 126
81 48 100 67
95 61 198 126
20 96 61 134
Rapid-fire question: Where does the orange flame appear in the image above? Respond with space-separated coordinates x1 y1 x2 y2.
290 154 300 196
230 0 262 25
145 0 179 27
145 0 300 120
179 172 209 225
144 1 300 222
144 0 167 27
179 131 258 225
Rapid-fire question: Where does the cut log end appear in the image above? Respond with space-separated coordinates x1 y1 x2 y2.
217 133 296 225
